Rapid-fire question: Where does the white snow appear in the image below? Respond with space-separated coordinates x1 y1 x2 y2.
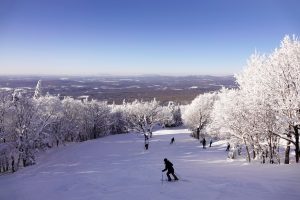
71 85 84 88
20 87 32 89
189 86 198 89
78 95 89 99
0 128 299 200
156 87 168 90
0 87 12 91
100 86 122 90
120 79 134 81
125 85 141 89
101 80 119 83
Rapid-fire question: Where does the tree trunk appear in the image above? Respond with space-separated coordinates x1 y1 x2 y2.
276 138 280 164
269 136 274 164
252 145 256 159
293 125 299 163
243 137 251 163
284 141 291 164
196 128 200 140
93 125 97 139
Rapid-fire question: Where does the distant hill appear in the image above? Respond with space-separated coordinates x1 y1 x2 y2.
0 75 237 104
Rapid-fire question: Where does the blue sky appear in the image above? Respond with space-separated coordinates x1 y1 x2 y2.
0 0 299 76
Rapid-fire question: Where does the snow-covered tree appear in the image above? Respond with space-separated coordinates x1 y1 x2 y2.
59 97 84 142
206 35 300 163
109 104 128 134
81 100 111 139
182 92 217 139
10 91 39 167
123 99 164 137
33 80 43 99
162 101 182 127
235 35 300 163
34 94 63 148
0 90 15 172
208 88 259 162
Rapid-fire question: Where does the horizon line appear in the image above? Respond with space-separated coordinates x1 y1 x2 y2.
0 73 234 77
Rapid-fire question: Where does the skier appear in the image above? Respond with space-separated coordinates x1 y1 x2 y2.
145 139 149 150
202 138 206 149
162 158 179 181
226 142 230 151
170 137 175 144
209 139 213 147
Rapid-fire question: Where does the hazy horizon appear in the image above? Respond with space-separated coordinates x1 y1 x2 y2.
0 71 235 77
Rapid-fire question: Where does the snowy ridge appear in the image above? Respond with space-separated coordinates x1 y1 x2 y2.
0 128 299 200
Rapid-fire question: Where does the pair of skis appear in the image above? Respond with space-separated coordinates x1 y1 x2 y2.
161 173 187 184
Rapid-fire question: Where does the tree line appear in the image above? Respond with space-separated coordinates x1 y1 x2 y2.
0 82 182 173
182 35 300 164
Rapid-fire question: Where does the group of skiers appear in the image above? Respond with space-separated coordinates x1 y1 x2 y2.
200 138 213 149
146 135 214 150
144 134 176 150
144 133 219 182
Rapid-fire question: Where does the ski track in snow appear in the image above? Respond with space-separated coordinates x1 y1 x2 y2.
0 128 299 200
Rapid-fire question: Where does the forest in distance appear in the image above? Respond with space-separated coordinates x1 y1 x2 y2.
0 75 236 104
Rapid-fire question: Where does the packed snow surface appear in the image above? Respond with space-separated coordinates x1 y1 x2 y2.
1 128 299 200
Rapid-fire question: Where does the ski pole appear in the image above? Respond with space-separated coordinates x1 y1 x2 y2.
161 172 164 185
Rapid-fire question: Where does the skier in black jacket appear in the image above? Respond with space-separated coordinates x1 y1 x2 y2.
162 158 179 181
170 137 175 144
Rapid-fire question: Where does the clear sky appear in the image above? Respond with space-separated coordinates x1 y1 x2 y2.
0 0 299 76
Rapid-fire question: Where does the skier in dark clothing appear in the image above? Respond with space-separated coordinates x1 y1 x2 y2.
209 139 213 147
202 138 206 149
170 137 175 144
145 139 149 150
226 142 230 151
162 158 179 181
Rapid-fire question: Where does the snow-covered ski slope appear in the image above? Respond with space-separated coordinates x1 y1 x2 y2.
1 128 299 200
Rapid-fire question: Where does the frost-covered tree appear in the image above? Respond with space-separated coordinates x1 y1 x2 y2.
0 89 130 174
235 35 300 163
33 80 43 99
60 97 84 142
123 99 164 137
160 105 174 128
81 100 111 140
182 93 217 139
208 88 260 162
109 104 128 134
0 90 15 172
0 90 13 141
10 91 39 167
34 94 63 148
162 101 182 127
207 35 300 163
